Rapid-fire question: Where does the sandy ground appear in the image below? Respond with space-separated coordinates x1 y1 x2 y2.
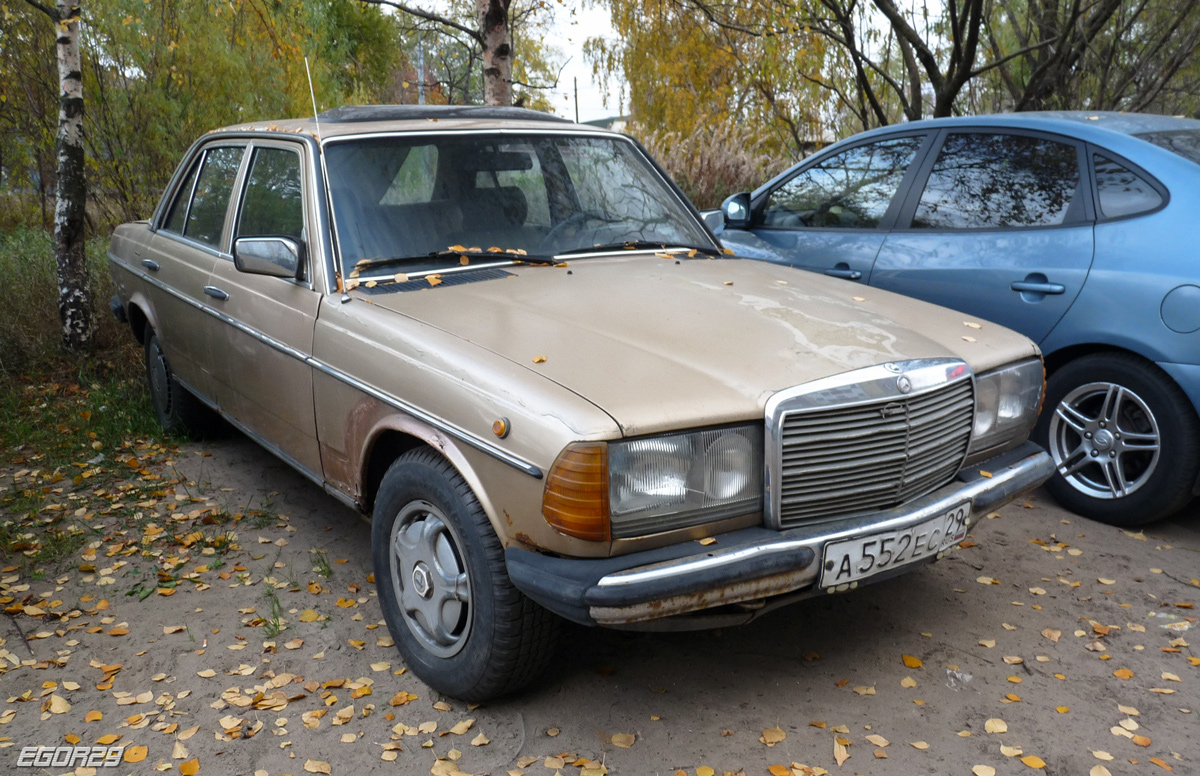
1 431 1197 776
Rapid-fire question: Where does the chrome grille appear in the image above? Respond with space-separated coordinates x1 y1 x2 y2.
776 377 973 526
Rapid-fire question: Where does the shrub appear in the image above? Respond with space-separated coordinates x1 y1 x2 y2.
632 122 787 210
0 227 132 375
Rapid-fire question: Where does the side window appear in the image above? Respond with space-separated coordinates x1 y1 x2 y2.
162 160 200 234
1093 154 1162 219
381 144 438 205
237 147 304 240
912 133 1081 229
762 136 924 229
184 146 245 247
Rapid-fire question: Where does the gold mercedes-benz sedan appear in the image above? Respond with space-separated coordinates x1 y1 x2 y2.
108 105 1053 700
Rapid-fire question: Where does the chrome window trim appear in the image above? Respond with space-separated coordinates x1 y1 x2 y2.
230 140 314 290
157 230 229 261
762 358 974 529
111 254 543 479
161 149 206 238
152 132 336 296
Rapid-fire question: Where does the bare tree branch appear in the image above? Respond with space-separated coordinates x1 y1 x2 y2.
358 0 481 43
21 0 58 20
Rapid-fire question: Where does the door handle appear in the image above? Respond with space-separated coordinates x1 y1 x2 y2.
141 259 160 271
824 266 863 281
1010 281 1065 295
203 286 229 301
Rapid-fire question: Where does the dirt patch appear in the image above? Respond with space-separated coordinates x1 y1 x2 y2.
1 432 1197 775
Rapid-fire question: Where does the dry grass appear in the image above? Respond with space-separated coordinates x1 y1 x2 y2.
634 123 786 210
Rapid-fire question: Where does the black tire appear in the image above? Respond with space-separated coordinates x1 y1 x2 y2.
372 447 560 701
1036 352 1199 526
144 331 217 438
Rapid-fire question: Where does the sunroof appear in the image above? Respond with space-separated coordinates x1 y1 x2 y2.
318 105 572 124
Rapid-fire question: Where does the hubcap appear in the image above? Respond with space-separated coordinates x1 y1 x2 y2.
388 500 471 658
1048 381 1160 500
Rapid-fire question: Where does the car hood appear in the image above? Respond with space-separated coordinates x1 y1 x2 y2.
358 253 1039 436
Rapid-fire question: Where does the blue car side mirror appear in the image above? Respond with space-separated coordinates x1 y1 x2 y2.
722 192 752 229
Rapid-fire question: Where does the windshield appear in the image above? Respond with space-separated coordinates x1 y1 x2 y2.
1136 129 1200 166
324 133 712 268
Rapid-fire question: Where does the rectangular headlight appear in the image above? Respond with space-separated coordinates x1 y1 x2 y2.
608 425 763 538
968 358 1044 459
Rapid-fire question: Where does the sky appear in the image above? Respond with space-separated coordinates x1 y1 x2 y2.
537 2 623 123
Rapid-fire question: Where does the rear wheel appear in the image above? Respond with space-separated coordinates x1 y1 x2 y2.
1037 353 1199 525
372 447 560 701
144 331 217 438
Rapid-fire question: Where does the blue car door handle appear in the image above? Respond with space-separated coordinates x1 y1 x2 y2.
1011 280 1065 295
824 266 863 280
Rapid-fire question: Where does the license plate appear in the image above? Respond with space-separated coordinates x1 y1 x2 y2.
819 503 971 590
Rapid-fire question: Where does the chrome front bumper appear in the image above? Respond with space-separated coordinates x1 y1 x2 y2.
505 442 1053 627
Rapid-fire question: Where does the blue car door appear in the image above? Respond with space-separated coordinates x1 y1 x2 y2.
719 133 934 282
871 129 1095 343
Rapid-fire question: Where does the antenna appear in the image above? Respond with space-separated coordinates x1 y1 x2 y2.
305 57 350 303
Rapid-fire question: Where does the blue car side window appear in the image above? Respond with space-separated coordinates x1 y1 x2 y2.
762 137 922 229
1093 154 1162 219
912 133 1081 229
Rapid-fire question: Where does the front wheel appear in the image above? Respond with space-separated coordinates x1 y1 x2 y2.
372 448 560 701
1036 353 1199 526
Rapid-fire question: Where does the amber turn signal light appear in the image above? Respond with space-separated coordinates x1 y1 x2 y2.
542 442 610 541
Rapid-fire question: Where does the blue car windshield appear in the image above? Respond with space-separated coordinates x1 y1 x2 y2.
324 133 712 267
1136 129 1200 166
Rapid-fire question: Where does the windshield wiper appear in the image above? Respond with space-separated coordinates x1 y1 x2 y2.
351 249 559 274
553 240 723 258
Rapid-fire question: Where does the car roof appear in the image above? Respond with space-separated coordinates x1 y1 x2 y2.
211 104 593 140
850 111 1200 142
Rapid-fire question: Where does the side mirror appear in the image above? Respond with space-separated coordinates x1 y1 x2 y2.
233 237 303 279
721 192 752 229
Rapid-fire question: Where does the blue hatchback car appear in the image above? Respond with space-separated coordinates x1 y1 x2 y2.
715 112 1200 526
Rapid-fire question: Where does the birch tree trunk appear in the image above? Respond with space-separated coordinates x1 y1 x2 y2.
477 0 513 106
52 1 92 351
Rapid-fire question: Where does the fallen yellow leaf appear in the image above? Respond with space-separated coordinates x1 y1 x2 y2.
760 727 786 746
124 745 148 763
973 767 996 776
1021 755 1046 769
902 654 923 669
1113 668 1134 680
833 739 849 766
910 741 929 750
985 718 1008 734
179 758 200 776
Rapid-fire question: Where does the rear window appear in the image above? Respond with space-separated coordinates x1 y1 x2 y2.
1136 129 1200 165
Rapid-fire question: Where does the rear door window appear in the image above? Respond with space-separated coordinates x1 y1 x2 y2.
162 160 200 234
1093 154 1163 219
911 133 1082 229
184 146 245 247
762 136 924 229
